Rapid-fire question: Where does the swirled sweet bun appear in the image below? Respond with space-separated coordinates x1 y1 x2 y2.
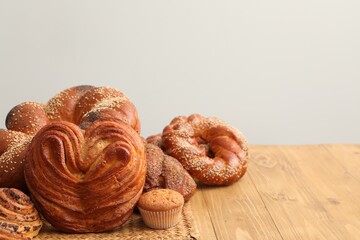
24 119 146 233
161 114 248 185
0 188 43 239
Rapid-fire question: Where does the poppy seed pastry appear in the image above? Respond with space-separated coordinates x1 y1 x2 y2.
24 119 146 233
161 114 248 185
0 188 43 239
0 85 140 190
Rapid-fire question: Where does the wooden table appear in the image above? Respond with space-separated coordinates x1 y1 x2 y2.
190 145 360 240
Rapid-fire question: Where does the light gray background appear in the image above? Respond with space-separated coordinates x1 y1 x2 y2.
0 1 359 144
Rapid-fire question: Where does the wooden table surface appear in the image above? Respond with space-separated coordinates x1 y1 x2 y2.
190 144 360 240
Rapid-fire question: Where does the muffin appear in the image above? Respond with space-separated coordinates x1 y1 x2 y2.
137 189 184 229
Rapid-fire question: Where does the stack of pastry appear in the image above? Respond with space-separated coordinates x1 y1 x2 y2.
0 85 248 237
0 85 146 235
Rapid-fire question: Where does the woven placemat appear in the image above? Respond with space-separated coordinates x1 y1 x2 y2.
35 202 199 240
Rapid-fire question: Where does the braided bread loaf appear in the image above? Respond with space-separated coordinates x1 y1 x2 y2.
0 85 140 190
161 114 248 185
24 119 146 233
0 131 32 190
0 188 42 239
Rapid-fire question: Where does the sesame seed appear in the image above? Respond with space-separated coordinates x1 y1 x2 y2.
162 114 248 185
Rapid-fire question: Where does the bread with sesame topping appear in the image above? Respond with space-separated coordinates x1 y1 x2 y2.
146 133 163 148
161 114 248 185
144 143 196 201
0 131 32 190
6 85 140 134
0 188 43 239
0 85 140 190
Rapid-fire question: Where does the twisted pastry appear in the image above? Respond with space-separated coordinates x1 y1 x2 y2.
6 85 140 133
144 143 196 201
0 188 42 239
0 85 140 190
24 119 146 233
162 114 248 185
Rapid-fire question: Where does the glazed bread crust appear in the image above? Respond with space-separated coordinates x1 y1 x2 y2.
24 119 146 233
0 130 32 190
162 114 248 185
6 85 140 133
0 85 140 190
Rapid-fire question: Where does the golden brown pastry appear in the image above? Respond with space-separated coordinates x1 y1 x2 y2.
24 119 146 233
161 114 248 185
6 85 140 133
144 143 196 201
0 85 140 190
146 133 163 148
0 131 32 190
0 188 42 239
137 189 184 229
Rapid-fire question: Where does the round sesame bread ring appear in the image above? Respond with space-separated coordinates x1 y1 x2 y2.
162 114 248 185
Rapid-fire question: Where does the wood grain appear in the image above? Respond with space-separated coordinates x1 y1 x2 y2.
190 145 360 240
190 189 218 240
